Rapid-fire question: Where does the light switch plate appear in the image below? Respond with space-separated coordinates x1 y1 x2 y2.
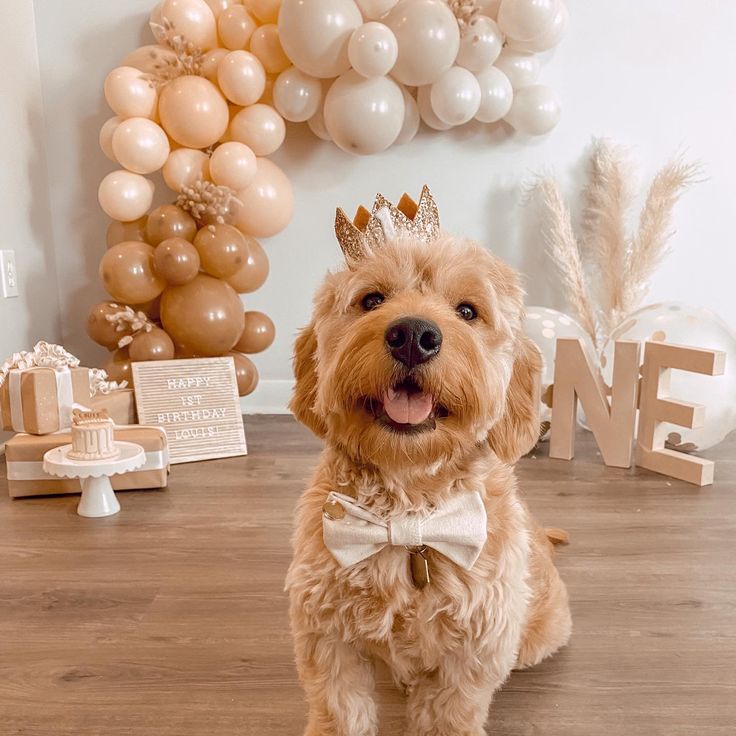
0 250 19 298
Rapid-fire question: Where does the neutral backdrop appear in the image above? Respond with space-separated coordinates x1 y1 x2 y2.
4 0 735 412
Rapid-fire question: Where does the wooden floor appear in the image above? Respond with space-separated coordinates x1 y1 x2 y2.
1 416 735 736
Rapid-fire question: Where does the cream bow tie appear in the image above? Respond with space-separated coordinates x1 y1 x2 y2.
322 491 488 570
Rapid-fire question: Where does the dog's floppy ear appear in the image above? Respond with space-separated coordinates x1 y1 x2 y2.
289 321 328 438
487 335 542 464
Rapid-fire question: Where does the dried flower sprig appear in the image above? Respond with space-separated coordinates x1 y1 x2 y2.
105 306 154 349
447 0 481 29
144 17 204 86
176 179 242 225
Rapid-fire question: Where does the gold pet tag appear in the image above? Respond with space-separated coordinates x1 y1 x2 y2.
408 546 430 589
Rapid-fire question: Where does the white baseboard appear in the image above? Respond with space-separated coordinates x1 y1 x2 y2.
240 379 295 414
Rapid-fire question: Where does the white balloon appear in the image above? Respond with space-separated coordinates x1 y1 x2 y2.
507 1 568 52
323 70 405 154
111 117 170 174
493 48 540 88
308 105 332 142
278 0 363 78
273 67 323 122
602 302 736 451
355 0 398 19
456 16 504 73
416 84 452 130
497 0 558 42
348 22 398 78
430 66 481 126
395 86 420 144
504 84 560 134
99 116 122 162
474 66 513 122
385 0 460 86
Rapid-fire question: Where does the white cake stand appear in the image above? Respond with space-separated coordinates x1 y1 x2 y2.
43 442 145 518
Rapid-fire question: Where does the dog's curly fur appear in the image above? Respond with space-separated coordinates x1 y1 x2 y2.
286 235 571 736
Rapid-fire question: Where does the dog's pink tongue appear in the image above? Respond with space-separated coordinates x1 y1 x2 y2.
383 388 433 425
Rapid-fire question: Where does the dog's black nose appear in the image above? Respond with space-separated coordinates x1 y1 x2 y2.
385 317 442 369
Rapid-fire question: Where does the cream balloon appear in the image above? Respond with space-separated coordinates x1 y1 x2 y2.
323 70 405 154
111 117 170 175
504 84 561 134
497 0 558 42
507 1 568 52
99 116 122 161
455 16 504 72
416 84 452 130
158 75 229 148
200 47 229 82
163 148 210 191
430 66 481 126
236 158 293 238
474 66 513 122
210 141 257 189
395 86 420 144
355 0 398 18
98 170 154 222
250 24 291 75
218 51 266 106
161 0 218 50
385 0 460 86
104 66 158 119
217 4 257 49
494 48 540 89
229 103 286 155
278 0 363 78
307 106 332 142
348 22 398 78
272 67 323 123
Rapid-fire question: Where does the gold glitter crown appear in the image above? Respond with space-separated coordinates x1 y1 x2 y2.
334 185 441 263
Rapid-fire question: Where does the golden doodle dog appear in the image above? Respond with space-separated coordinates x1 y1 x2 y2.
286 187 571 736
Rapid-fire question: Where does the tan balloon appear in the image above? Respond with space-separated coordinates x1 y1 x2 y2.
98 170 154 222
99 116 122 161
104 66 158 119
162 148 210 192
259 76 276 106
103 348 134 385
158 75 229 149
154 237 201 285
112 117 170 175
226 236 269 292
236 158 293 238
160 274 245 356
217 50 266 106
86 301 129 349
209 141 257 190
217 4 257 50
133 295 162 321
100 241 166 304
106 216 149 247
146 204 198 245
249 24 291 75
122 44 178 74
200 47 229 82
229 103 285 156
193 223 248 278
244 0 281 23
228 351 259 396
161 0 218 50
128 327 176 361
233 310 275 353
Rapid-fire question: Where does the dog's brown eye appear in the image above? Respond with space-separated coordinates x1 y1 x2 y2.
456 303 477 321
362 292 385 311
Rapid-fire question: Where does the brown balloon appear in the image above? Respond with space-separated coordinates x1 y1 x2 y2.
193 223 247 278
225 236 269 293
99 241 166 304
146 204 197 246
86 301 128 349
103 348 133 385
160 274 245 357
132 295 162 322
228 351 259 396
128 327 176 361
233 310 275 354
106 216 148 247
154 237 201 285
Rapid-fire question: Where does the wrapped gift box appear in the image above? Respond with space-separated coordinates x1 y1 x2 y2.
0 366 91 435
86 388 137 426
5 426 168 498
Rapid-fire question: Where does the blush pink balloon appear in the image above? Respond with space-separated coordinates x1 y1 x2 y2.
99 116 122 161
112 117 171 174
162 148 211 192
217 5 257 50
228 104 286 156
210 141 257 190
161 0 218 50
236 158 293 238
217 51 267 107
98 170 155 222
104 66 158 119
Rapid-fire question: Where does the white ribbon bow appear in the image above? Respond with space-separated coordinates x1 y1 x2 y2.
322 491 488 571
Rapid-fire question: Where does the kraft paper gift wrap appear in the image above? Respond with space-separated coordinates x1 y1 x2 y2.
86 388 137 426
5 426 169 498
0 366 91 435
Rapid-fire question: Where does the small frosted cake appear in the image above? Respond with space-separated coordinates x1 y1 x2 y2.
68 409 119 461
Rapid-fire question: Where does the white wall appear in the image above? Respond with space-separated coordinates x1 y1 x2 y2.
30 0 736 412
